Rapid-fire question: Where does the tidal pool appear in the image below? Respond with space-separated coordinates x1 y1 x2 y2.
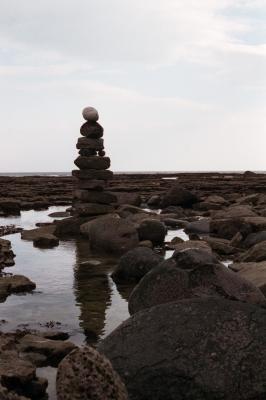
0 206 188 399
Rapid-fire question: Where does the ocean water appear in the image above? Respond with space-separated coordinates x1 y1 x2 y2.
0 206 189 399
0 171 265 177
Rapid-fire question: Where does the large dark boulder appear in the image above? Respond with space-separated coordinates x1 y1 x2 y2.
99 298 266 400
57 346 128 400
160 185 199 208
80 215 139 255
112 247 163 283
128 251 266 315
137 219 167 246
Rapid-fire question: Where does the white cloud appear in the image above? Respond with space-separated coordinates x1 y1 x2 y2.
0 0 265 171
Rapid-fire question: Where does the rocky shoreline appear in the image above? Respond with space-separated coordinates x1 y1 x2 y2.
1 171 266 215
1 171 266 399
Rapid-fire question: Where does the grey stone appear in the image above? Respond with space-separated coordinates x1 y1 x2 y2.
80 215 139 255
82 106 99 122
99 298 266 400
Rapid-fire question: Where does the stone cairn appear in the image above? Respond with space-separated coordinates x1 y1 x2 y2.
72 107 117 217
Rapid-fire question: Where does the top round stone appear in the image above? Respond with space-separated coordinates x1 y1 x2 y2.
82 106 99 122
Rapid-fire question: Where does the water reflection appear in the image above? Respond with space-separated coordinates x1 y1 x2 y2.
74 239 130 343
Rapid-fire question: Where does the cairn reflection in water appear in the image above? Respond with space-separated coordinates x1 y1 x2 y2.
74 238 130 344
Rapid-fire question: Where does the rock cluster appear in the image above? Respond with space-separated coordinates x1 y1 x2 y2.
0 330 75 399
72 107 116 217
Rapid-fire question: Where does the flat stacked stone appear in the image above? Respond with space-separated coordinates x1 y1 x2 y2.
72 107 116 216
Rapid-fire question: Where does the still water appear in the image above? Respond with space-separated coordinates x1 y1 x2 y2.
0 206 188 399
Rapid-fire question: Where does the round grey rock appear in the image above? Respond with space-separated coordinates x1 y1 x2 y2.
99 297 266 400
82 106 99 122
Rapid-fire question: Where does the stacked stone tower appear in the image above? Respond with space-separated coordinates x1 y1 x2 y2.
72 107 116 217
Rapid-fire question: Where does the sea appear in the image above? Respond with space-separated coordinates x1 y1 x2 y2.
0 171 265 177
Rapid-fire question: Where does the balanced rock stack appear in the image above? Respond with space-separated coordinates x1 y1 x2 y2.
72 107 117 217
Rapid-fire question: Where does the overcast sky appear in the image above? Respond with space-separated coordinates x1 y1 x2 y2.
0 0 265 172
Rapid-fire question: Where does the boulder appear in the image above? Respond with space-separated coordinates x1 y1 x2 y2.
160 185 199 208
240 240 266 262
229 262 266 296
137 219 167 246
112 247 163 283
128 255 266 315
99 298 266 400
56 346 128 400
80 215 139 255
